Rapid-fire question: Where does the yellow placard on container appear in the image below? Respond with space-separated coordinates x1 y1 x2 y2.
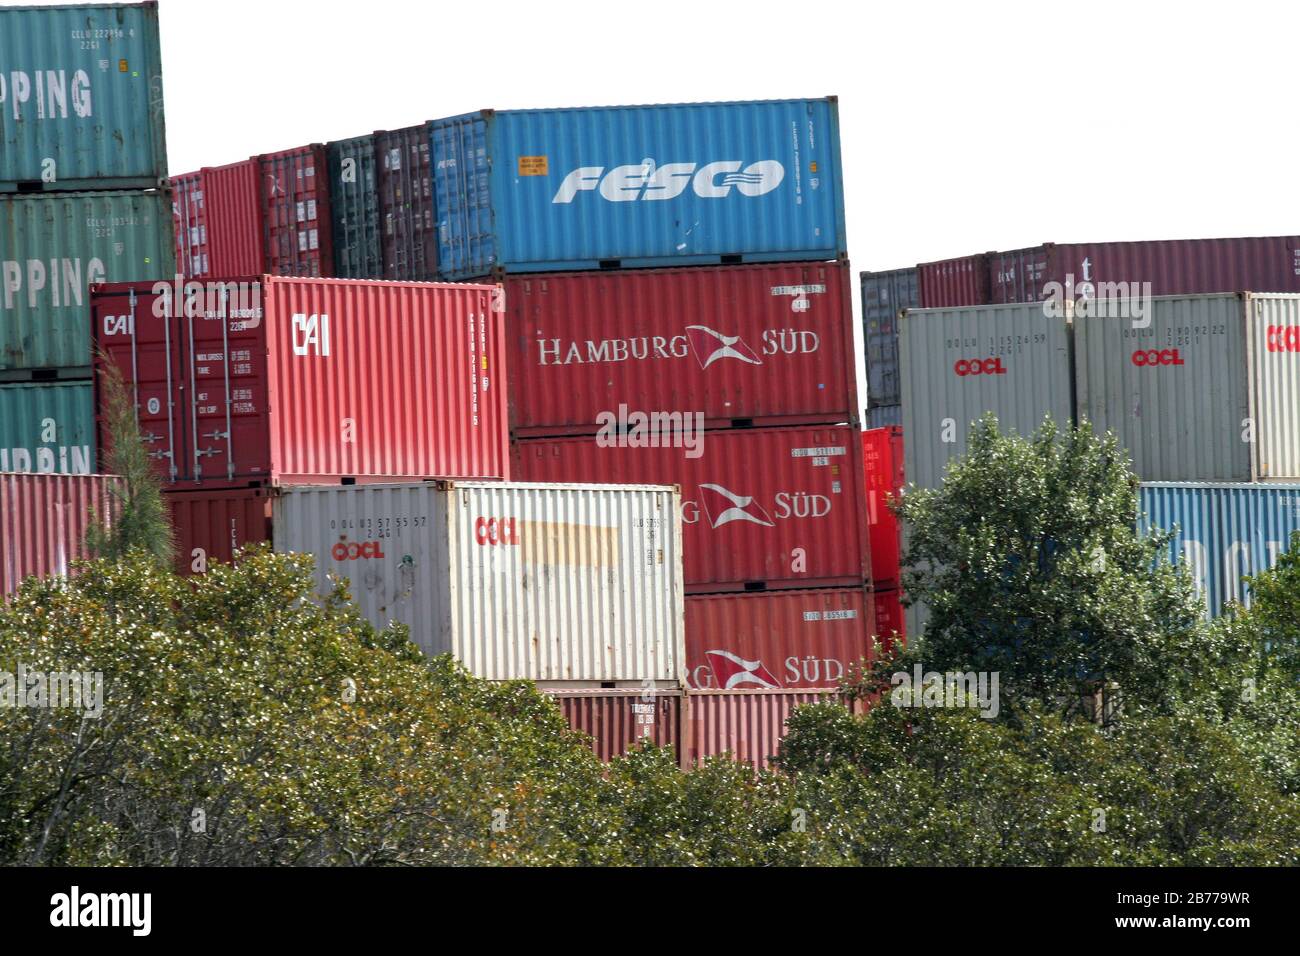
517 156 549 176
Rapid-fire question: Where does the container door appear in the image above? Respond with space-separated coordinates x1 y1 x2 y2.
260 148 333 277
377 125 437 281
430 114 494 279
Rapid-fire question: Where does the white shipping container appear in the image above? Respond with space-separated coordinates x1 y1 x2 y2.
272 481 685 684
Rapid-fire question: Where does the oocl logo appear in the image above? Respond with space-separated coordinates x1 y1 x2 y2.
1266 326 1300 352
954 357 1007 377
332 540 385 561
1131 348 1185 367
474 516 519 546
552 159 785 204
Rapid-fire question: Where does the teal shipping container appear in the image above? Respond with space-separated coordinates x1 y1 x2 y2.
0 381 95 474
0 2 168 191
327 135 383 279
0 189 174 373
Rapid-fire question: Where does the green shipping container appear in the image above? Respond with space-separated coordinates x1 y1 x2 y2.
0 190 174 373
327 135 383 278
0 381 95 474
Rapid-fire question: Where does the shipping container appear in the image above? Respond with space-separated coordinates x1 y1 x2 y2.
865 404 901 429
1 190 174 372
0 382 94 474
872 587 905 643
989 236 1300 304
684 688 841 771
92 276 508 489
513 424 870 591
507 262 857 436
862 426 903 590
259 146 332 277
900 303 1073 491
861 267 917 409
165 486 272 573
271 481 684 684
1075 293 1299 482
1139 482 1300 619
917 253 991 308
685 587 873 691
170 160 263 279
375 124 437 281
327 136 383 279
0 3 167 191
546 688 683 762
1 472 119 598
430 98 847 279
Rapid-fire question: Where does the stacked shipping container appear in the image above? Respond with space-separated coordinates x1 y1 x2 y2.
1 473 121 600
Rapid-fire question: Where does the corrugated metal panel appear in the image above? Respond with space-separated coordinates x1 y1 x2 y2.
326 136 383 279
865 404 901 429
0 382 94 474
917 253 991 307
0 3 167 191
375 124 437 281
873 587 905 642
861 267 917 409
546 688 682 762
202 160 263 276
0 472 120 598
1140 482 1300 619
271 481 685 684
862 426 903 590
171 171 205 276
507 262 857 435
684 688 842 771
259 146 332 277
1249 295 1300 479
91 276 509 489
430 98 847 279
900 303 1073 491
165 486 272 574
513 424 870 591
0 190 174 371
685 587 873 690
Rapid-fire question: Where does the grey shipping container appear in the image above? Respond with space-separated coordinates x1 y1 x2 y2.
861 267 917 409
1075 293 1300 482
0 381 95 474
866 404 902 429
0 190 174 373
326 135 383 279
375 124 437 281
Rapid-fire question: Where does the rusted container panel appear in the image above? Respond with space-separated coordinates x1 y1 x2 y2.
917 252 991 307
1 472 119 598
375 124 436 281
259 146 332 277
546 689 683 762
684 688 842 771
862 425 903 589
164 486 272 574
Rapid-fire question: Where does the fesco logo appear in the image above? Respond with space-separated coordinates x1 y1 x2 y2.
474 516 519 546
1266 325 1300 352
332 540 385 561
552 159 785 204
954 357 1007 377
1131 348 1185 367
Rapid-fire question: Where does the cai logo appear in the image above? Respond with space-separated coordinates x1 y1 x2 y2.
685 326 762 369
292 313 330 356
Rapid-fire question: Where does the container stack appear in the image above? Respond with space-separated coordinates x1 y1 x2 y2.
0 2 172 480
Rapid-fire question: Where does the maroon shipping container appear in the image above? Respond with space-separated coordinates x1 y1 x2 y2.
546 688 683 763
1 473 120 599
917 252 991 307
988 236 1300 304
862 425 903 590
165 487 272 574
375 125 437 281
874 588 905 643
684 688 843 771
685 587 874 691
259 146 333 277
171 161 264 278
513 425 869 592
92 276 509 490
506 262 858 436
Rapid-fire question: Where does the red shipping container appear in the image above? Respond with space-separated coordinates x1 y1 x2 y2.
170 161 264 278
513 425 869 592
1 473 120 599
506 262 858 436
873 588 905 644
987 236 1300 304
546 688 682 763
92 276 509 490
259 146 333 277
685 587 873 691
917 252 991 307
684 688 844 771
862 425 904 590
165 487 272 574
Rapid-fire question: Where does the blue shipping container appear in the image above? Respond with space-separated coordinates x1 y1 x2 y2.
0 2 167 191
861 266 917 409
430 98 846 279
1140 482 1300 618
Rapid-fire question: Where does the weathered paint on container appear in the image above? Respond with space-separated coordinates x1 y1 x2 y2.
512 424 870 592
1074 293 1300 481
1139 482 1300 619
170 161 264 278
507 262 857 435
259 146 332 277
1 190 174 371
272 481 685 684
1 472 119 598
900 303 1072 491
0 3 167 191
165 486 271 574
685 587 873 691
92 276 508 489
917 253 990 307
862 425 903 590
0 382 94 474
865 404 901 429
861 267 917 409
326 136 382 279
375 124 437 281
546 688 683 762
684 688 841 771
430 98 847 279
